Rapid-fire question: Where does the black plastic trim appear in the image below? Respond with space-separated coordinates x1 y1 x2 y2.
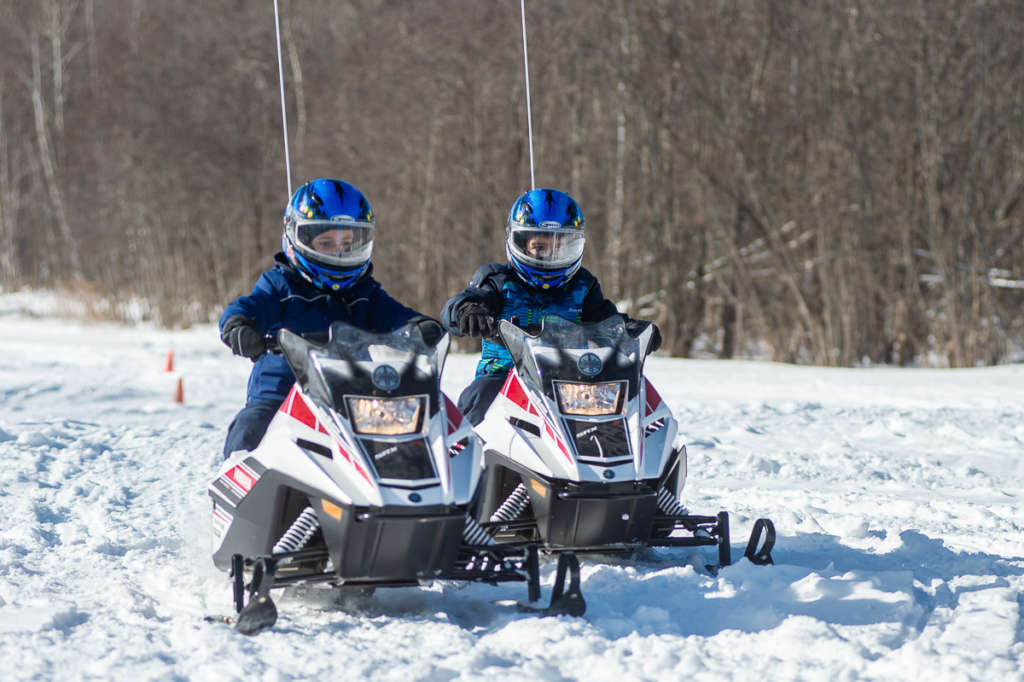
296 438 332 458
508 416 541 437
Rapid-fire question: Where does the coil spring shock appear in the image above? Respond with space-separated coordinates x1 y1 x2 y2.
272 506 320 554
462 516 495 546
657 487 688 516
489 483 530 523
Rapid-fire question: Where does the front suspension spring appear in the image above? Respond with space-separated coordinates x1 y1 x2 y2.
657 487 688 516
489 483 530 523
272 506 320 554
462 516 495 546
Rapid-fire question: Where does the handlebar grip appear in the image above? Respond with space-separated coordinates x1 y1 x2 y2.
264 330 328 355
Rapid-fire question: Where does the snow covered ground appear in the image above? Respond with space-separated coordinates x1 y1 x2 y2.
1 290 1023 681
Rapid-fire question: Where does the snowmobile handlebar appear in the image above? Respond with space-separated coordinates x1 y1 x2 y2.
263 330 329 355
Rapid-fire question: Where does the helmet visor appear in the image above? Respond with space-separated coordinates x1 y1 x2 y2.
293 221 374 267
509 228 585 270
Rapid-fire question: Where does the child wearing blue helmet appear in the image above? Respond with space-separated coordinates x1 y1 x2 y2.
441 188 661 424
219 178 442 458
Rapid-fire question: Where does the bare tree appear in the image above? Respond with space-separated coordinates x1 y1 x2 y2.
0 0 1021 361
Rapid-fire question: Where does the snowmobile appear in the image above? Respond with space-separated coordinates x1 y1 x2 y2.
208 320 584 635
474 315 775 569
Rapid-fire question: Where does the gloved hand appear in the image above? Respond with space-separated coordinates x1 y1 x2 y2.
625 318 662 353
221 315 267 360
455 301 496 337
412 317 445 347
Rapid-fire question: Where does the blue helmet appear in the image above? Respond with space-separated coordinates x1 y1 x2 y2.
506 188 585 290
282 178 375 291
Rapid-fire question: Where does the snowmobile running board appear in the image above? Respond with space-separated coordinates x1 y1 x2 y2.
217 543 585 635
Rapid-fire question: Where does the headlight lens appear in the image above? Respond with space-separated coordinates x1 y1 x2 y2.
347 396 425 435
554 381 623 416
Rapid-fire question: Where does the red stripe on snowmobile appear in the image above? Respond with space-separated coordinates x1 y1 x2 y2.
501 370 531 412
331 439 372 485
280 386 297 413
645 381 663 417
444 394 463 435
288 392 318 430
353 461 373 486
225 464 256 494
545 421 573 462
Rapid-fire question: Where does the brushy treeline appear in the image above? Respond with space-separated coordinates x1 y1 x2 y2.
1 0 1022 366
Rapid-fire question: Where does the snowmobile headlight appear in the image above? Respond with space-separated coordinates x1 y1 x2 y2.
554 381 624 416
346 396 425 435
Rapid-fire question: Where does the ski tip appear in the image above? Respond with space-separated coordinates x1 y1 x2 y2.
234 596 278 636
513 595 587 617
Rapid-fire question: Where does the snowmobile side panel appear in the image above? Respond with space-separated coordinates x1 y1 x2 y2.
212 469 344 570
211 470 294 570
656 446 687 502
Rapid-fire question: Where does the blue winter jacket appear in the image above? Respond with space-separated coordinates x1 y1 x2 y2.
220 253 420 404
441 263 620 376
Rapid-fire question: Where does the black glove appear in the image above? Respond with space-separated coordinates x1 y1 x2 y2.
412 317 445 347
455 301 496 337
221 315 267 360
625 318 662 353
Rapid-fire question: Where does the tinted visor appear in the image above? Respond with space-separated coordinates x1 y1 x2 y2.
293 221 374 267
508 228 585 269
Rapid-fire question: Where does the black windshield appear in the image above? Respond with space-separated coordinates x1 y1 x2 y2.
279 320 446 418
498 315 642 403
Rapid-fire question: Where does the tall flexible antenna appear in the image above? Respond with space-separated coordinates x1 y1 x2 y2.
520 0 536 190
273 0 293 196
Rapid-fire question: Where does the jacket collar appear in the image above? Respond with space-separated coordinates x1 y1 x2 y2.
273 252 374 297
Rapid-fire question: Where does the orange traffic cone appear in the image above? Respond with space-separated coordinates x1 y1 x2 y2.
165 350 175 372
173 377 184 403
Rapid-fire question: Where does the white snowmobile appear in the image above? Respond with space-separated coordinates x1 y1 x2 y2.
208 320 584 635
474 315 775 568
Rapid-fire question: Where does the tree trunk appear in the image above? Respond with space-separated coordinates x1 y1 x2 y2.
30 32 81 281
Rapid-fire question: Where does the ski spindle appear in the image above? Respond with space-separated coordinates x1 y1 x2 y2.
273 0 293 196
520 0 536 190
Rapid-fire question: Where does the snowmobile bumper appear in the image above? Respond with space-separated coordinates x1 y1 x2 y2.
534 480 661 549
317 503 467 581
486 477 663 550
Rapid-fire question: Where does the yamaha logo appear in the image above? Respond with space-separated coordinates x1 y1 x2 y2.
577 352 603 376
371 365 401 391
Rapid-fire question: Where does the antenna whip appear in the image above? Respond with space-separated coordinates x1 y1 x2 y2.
520 0 536 190
273 0 293 196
